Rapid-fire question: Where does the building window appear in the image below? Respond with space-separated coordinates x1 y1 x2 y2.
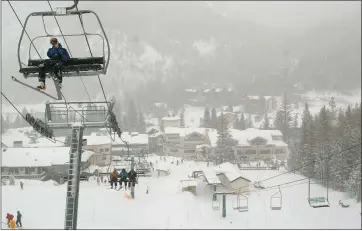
30 167 36 173
245 149 256 155
25 168 29 174
237 150 243 155
170 148 178 152
274 148 284 154
259 149 270 155
184 150 195 153
102 156 107 160
9 168 14 173
105 148 110 152
15 168 19 174
99 148 104 153
37 167 42 174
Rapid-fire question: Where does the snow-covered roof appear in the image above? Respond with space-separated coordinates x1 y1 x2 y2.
230 128 287 147
202 168 221 185
2 128 66 148
84 132 148 146
162 116 180 121
185 89 197 93
2 147 94 167
215 88 222 93
216 111 237 117
215 162 251 183
181 180 197 187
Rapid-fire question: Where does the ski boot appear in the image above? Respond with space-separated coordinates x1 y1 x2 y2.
36 82 46 91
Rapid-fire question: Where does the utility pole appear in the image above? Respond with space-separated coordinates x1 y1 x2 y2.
131 156 135 199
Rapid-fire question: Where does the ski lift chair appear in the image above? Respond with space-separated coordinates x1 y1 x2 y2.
339 200 350 208
212 195 220 211
232 193 249 212
308 197 330 208
14 3 110 100
17 9 110 78
270 186 282 210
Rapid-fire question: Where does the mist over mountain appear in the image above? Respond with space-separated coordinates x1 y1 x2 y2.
1 1 360 104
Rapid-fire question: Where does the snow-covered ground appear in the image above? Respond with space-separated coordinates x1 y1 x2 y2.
2 155 361 229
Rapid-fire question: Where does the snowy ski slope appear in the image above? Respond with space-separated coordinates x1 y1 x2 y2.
2 155 361 229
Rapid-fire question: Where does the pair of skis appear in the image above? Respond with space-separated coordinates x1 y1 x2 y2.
11 76 62 100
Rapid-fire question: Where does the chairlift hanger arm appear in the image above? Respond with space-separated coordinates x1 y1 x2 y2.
11 76 61 100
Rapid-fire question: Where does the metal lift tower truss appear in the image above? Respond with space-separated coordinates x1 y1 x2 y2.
43 100 119 230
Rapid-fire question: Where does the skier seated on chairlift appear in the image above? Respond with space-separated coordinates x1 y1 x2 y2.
37 37 70 91
128 169 138 188
110 169 119 189
119 168 128 190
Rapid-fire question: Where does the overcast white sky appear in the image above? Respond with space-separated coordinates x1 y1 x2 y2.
2 1 360 29
212 1 361 28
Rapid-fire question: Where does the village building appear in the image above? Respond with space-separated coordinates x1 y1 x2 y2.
1 147 95 177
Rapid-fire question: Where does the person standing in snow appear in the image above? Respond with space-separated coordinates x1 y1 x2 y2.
20 181 24 190
6 213 14 227
16 211 22 228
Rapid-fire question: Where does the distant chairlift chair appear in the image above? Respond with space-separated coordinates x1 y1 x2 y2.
212 194 220 211
270 186 282 210
232 193 249 212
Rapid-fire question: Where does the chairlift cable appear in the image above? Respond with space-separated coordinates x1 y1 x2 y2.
74 1 135 155
237 143 362 191
7 1 42 60
47 0 92 103
245 162 362 194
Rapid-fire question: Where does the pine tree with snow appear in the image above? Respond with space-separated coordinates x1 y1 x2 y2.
299 103 315 176
239 113 246 130
216 112 233 159
123 114 129 131
180 111 185 128
233 116 240 129
211 108 217 129
137 110 146 133
328 97 337 121
246 114 253 128
273 91 292 142
203 107 211 128
227 104 233 112
263 113 270 130
127 100 138 132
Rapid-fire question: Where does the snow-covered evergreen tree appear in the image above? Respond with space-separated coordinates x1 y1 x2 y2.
203 107 211 128
273 91 292 142
211 108 217 129
180 111 185 128
127 100 138 132
137 110 146 133
263 113 270 130
239 113 246 130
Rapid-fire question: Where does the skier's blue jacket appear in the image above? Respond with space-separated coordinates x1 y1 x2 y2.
119 171 128 179
47 43 70 61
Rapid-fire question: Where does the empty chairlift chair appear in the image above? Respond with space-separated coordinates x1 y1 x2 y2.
270 186 282 210
232 193 249 212
212 194 220 211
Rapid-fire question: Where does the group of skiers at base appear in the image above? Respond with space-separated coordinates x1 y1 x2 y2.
110 169 138 189
5 211 22 229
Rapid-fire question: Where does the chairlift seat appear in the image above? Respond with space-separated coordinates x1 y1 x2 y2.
27 57 104 66
212 200 220 211
19 57 105 78
308 197 330 208
271 206 282 210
